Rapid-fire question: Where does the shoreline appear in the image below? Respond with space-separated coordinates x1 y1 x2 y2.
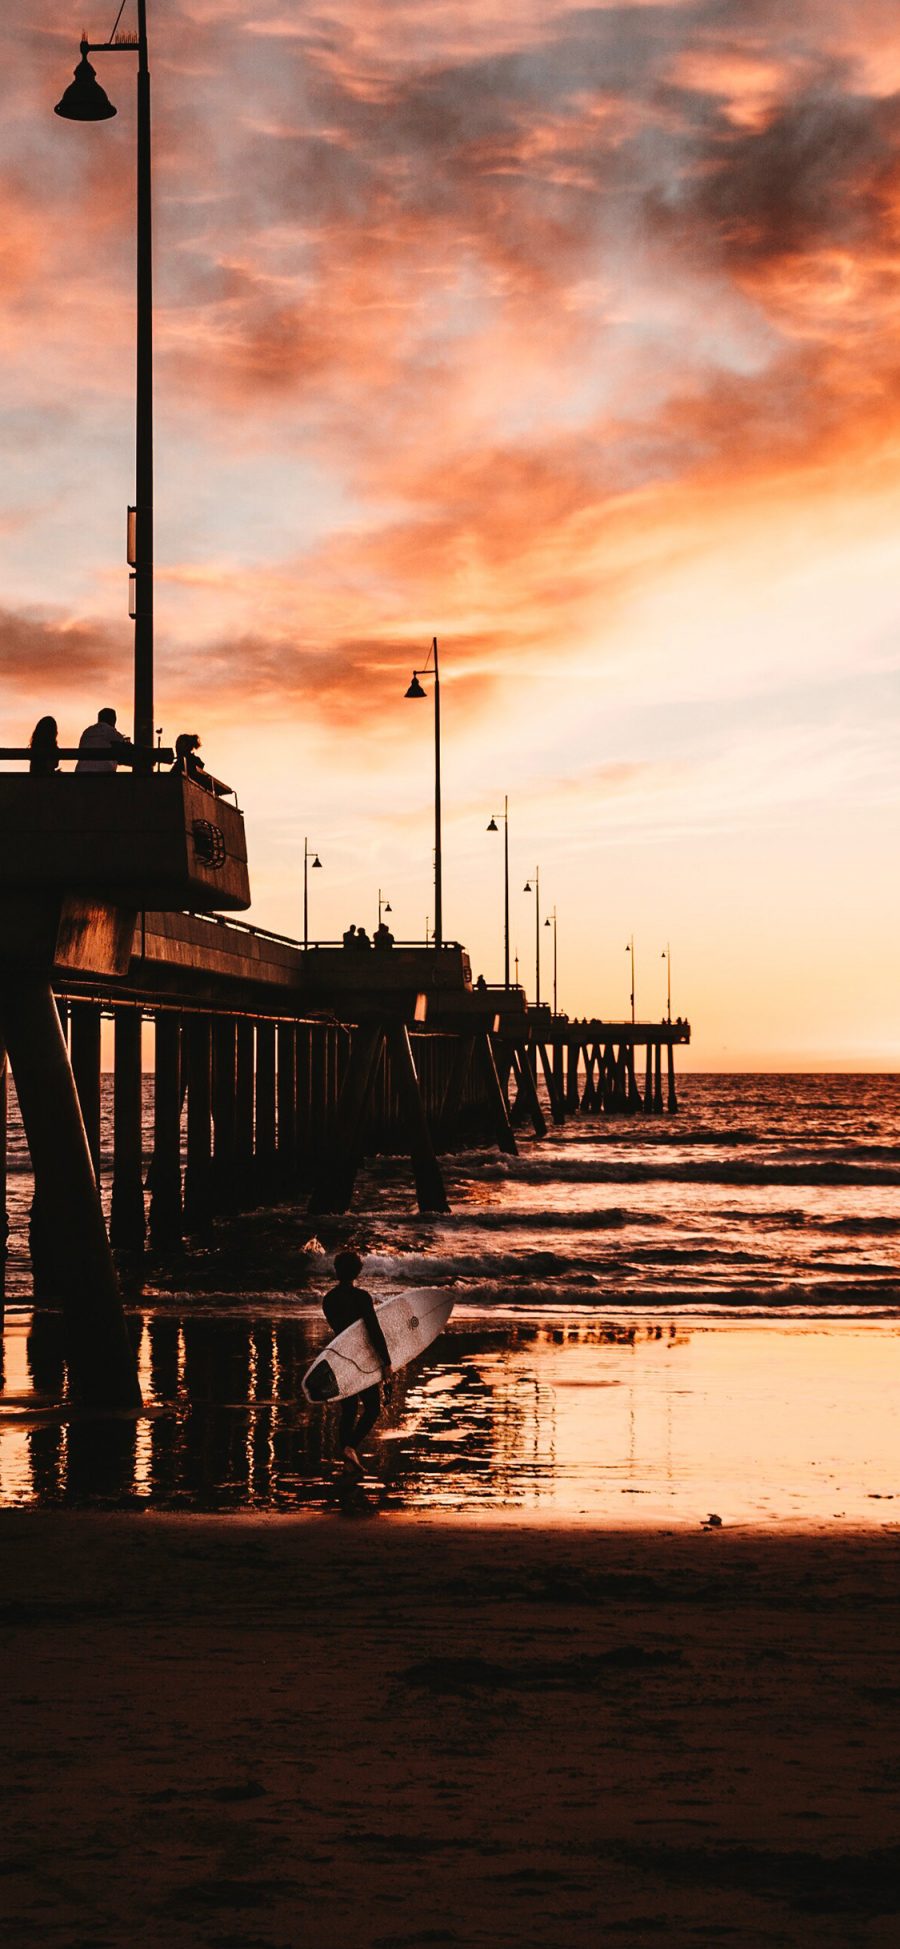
4 1512 900 1945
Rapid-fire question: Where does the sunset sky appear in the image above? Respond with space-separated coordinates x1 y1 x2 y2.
2 1 900 1067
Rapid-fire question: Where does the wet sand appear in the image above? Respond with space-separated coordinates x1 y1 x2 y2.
3 1513 900 1945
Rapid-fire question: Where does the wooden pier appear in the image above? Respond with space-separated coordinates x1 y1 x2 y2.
0 774 689 1409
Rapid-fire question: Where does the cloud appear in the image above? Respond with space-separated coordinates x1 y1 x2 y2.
0 606 122 725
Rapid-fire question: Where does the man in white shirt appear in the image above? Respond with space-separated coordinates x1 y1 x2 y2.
74 708 130 774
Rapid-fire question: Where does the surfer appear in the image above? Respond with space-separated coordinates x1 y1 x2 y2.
323 1250 392 1471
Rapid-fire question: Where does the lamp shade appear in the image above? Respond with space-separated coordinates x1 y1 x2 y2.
405 674 426 699
55 50 117 121
312 855 322 869
486 817 498 831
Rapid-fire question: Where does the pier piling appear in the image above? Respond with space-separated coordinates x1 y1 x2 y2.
183 1015 213 1231
0 981 141 1408
149 1012 183 1250
110 1008 146 1253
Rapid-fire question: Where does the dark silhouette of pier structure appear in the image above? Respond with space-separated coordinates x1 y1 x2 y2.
0 766 689 1411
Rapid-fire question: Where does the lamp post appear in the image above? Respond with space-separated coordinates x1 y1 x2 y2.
486 795 510 988
378 890 392 927
55 2 155 762
303 839 322 951
661 943 672 1024
544 906 558 1016
523 868 541 1008
625 936 636 1024
405 636 442 948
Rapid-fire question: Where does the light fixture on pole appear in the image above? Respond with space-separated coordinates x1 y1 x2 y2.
625 936 636 1024
661 943 672 1024
56 2 155 764
544 906 558 1016
486 795 510 988
404 636 443 948
523 868 541 1008
378 890 392 926
303 838 322 951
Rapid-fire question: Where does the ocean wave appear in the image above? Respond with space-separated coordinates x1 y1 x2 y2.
466 1159 900 1188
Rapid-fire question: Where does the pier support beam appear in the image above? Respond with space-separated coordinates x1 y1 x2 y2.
478 1034 517 1155
308 1024 384 1214
667 1042 678 1113
386 1024 450 1214
538 1042 565 1124
149 1013 183 1250
565 1042 580 1114
212 1017 238 1214
438 1034 475 1150
70 999 102 1182
0 982 141 1409
0 1038 7 1295
254 1020 276 1200
653 1041 664 1113
183 1015 213 1232
110 1009 146 1253
276 1023 297 1191
511 1046 547 1139
235 1019 255 1208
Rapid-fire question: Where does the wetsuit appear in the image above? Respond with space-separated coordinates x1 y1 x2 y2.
323 1280 390 1451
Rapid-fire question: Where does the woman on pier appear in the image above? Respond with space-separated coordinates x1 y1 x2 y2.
322 1251 392 1471
29 716 59 776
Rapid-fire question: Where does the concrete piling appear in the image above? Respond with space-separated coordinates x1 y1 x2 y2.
0 981 141 1409
110 1008 147 1253
149 1012 183 1250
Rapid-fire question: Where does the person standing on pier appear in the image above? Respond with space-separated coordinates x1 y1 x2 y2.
29 716 59 776
322 1251 392 1471
74 707 129 773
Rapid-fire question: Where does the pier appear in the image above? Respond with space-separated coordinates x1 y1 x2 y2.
0 821 690 1409
4 902 691 1233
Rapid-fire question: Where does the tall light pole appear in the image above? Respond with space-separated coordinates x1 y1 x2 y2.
544 906 558 1015
378 890 392 926
405 636 442 948
303 839 322 951
661 943 672 1024
486 795 510 987
625 936 636 1024
523 868 541 1008
56 2 155 762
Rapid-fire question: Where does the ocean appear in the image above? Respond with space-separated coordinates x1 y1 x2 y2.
2 1072 900 1520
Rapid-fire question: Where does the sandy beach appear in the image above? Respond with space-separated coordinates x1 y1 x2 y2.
3 1512 900 1946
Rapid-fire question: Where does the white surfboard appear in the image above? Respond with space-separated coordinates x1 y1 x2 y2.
302 1288 454 1403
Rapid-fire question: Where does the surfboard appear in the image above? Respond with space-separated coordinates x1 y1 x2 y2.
302 1288 454 1403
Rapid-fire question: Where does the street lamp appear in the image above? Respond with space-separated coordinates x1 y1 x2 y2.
303 838 322 951
486 795 510 988
544 907 558 1015
404 636 443 948
523 868 541 1008
661 943 672 1024
378 890 392 926
625 936 636 1024
56 3 155 762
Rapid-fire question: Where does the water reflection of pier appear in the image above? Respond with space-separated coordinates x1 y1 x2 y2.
0 1312 656 1513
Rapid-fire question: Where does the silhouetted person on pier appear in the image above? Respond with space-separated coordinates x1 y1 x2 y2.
171 732 208 786
171 732 232 798
373 921 394 949
342 925 357 948
75 707 129 774
354 926 372 950
322 1251 391 1471
29 716 59 776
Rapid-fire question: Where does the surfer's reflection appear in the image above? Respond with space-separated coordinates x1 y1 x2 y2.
321 1251 392 1474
